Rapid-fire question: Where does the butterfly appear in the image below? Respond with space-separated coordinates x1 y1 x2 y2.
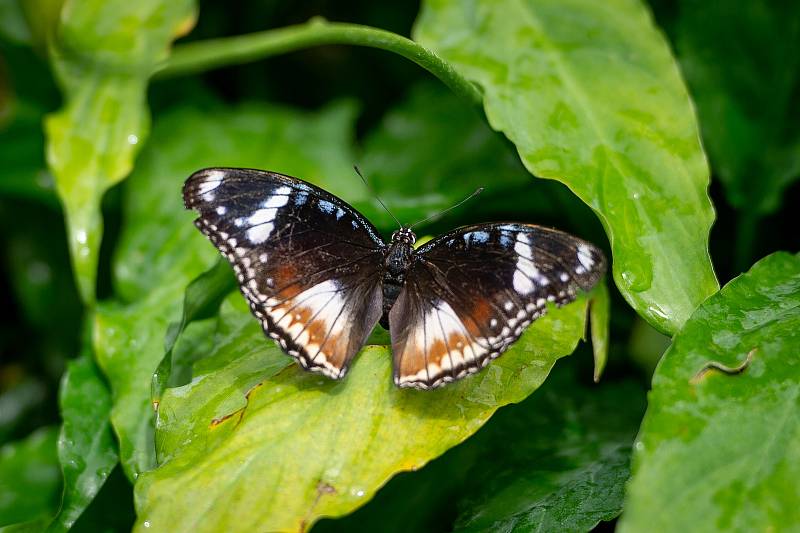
183 167 606 390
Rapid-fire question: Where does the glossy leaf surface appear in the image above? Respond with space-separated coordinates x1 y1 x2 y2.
620 252 800 531
314 362 645 533
47 356 117 532
135 287 593 532
453 366 645 532
414 0 719 334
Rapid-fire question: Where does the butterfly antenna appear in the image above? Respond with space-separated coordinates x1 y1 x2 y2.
409 187 484 229
354 165 403 228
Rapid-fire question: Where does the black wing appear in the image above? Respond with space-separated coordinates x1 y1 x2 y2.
389 223 606 389
184 167 386 379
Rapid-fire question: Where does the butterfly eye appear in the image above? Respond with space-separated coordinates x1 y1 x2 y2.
391 228 416 244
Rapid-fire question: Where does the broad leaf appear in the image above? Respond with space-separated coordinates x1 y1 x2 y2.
314 362 645 533
67 466 135 532
414 0 719 334
676 0 800 215
0 427 60 527
151 259 236 407
135 288 594 532
452 365 645 532
44 0 197 302
47 356 117 532
619 252 800 531
93 102 361 479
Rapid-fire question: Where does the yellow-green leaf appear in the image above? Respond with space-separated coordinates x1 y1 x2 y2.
135 288 594 532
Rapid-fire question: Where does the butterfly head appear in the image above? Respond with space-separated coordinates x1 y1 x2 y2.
390 227 416 246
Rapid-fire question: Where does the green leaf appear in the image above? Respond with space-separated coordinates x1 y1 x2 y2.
47 356 117 532
134 287 593 532
619 252 800 531
414 0 719 334
0 427 60 527
312 441 478 533
676 0 800 215
452 364 646 532
314 361 646 533
93 101 361 480
68 466 135 532
43 0 197 302
589 281 610 382
152 259 236 408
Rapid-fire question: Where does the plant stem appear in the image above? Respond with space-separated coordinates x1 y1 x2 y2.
157 18 483 107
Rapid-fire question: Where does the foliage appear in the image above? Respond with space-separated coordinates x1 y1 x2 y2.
620 252 800 530
0 0 797 532
415 0 718 335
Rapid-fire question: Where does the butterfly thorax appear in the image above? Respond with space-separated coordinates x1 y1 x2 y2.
380 228 417 328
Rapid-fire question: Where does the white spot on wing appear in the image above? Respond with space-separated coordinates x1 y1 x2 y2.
513 270 534 295
197 170 224 194
513 233 550 294
247 223 274 243
248 208 277 225
262 187 291 208
514 235 534 260
268 280 347 368
577 243 595 271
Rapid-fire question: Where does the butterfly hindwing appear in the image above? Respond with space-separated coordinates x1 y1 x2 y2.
184 167 386 379
389 223 606 389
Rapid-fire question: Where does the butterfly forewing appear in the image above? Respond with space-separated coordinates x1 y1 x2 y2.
184 168 386 379
389 223 606 389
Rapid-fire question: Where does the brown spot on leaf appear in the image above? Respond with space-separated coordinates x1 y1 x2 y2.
209 409 242 429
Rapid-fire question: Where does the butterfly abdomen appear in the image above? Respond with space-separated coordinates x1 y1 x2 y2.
379 229 417 329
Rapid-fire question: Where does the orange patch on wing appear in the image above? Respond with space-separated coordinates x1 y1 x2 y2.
305 318 329 346
428 339 451 370
317 333 346 366
273 263 302 299
463 299 493 337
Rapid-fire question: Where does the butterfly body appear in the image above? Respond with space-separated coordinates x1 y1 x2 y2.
184 168 606 390
380 228 417 328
